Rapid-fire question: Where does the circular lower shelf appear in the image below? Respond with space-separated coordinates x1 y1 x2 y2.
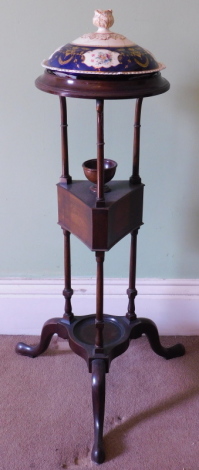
73 315 125 347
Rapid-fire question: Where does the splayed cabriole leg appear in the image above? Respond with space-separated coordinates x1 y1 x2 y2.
130 317 185 359
15 318 69 358
91 359 106 464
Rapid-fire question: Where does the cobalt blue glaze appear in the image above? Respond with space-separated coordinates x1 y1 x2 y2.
42 43 163 76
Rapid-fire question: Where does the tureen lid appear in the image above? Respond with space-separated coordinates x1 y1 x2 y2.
42 10 165 77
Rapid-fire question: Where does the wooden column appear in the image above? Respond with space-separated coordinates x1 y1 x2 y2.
59 96 72 184
95 251 105 351
130 97 143 185
126 228 139 321
62 229 74 323
59 96 73 322
96 99 105 207
127 98 143 319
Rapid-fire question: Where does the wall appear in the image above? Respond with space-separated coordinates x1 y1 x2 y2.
1 0 199 280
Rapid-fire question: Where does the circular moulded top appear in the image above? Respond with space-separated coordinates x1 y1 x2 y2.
42 9 165 77
35 70 170 100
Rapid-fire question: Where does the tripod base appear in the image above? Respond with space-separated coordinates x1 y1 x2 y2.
16 315 185 464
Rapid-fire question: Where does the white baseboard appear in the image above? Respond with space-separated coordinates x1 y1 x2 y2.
0 278 199 335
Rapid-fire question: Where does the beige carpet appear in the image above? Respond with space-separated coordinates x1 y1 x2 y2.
1 334 199 470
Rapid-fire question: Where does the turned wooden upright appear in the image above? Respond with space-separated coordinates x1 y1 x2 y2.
16 71 185 464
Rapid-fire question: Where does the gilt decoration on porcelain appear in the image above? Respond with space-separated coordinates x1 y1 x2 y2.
43 44 160 73
80 32 126 42
42 9 166 76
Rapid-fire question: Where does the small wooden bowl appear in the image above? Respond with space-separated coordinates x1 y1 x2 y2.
82 159 117 189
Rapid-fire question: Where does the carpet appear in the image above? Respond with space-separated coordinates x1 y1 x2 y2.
1 335 199 470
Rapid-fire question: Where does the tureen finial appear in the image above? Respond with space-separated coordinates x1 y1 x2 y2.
93 9 114 31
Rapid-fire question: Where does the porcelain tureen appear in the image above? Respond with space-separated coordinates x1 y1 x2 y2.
42 9 165 77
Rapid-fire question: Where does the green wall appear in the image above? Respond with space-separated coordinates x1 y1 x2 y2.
1 0 199 279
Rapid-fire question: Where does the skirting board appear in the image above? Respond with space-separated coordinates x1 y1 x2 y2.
0 278 199 335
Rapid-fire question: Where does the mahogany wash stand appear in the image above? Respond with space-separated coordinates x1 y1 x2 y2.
16 70 185 464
